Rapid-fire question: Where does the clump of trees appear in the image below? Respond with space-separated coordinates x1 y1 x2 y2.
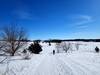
0 25 27 56
28 42 42 54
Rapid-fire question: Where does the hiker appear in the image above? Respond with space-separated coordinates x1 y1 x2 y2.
53 50 55 55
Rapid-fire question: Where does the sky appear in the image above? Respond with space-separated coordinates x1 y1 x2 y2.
0 0 100 40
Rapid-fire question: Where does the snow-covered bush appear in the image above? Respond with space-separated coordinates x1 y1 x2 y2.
22 49 30 60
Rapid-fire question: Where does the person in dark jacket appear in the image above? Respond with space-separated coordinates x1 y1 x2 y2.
53 50 55 55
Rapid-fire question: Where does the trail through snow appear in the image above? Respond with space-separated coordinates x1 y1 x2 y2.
1 53 100 75
34 54 73 75
33 53 100 75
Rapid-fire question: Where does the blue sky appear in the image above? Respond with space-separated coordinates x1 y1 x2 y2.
0 0 100 40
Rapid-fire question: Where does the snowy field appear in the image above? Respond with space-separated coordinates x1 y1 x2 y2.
0 42 100 75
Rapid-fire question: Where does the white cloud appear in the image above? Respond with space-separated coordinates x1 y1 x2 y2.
68 14 93 29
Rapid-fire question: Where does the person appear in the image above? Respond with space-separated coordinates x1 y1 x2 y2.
53 50 55 55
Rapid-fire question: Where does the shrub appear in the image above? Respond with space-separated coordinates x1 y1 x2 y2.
95 46 99 53
22 49 30 60
28 42 42 54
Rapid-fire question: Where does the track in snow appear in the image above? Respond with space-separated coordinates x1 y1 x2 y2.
34 54 73 75
33 53 100 75
2 53 100 75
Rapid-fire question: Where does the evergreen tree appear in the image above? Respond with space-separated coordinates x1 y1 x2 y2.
28 42 42 54
95 46 99 53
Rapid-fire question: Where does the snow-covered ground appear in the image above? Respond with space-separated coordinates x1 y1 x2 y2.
0 42 100 75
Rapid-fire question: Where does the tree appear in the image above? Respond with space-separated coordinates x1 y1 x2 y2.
95 46 99 53
28 42 42 54
0 25 27 56
75 43 80 50
56 43 61 53
61 42 71 53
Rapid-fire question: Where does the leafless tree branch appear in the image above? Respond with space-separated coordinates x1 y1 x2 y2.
0 25 27 56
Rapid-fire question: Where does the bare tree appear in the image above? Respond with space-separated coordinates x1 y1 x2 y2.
0 25 27 56
56 43 61 53
61 42 71 53
56 42 72 53
75 43 80 50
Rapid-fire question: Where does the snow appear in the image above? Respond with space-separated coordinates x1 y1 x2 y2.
57 52 100 75
0 42 100 75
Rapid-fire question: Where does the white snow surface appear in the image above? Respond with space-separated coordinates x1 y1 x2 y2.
0 42 100 75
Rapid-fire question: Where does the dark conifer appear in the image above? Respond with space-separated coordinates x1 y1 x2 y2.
28 42 42 54
95 46 99 53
